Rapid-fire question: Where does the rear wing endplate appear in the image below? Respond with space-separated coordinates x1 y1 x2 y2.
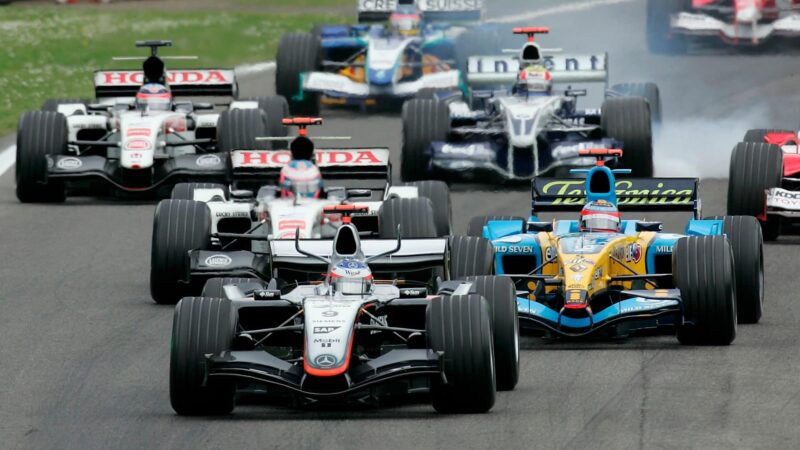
531 177 699 214
357 0 483 22
466 53 607 87
93 69 237 98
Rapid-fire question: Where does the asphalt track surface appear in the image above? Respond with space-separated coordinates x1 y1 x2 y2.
3 2 800 449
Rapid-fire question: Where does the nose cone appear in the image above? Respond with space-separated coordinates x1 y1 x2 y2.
367 68 394 86
736 6 761 23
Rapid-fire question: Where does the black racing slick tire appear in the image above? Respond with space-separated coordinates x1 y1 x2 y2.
170 297 236 416
405 180 452 237
722 216 765 324
608 82 662 126
171 182 230 201
727 142 783 241
742 128 795 143
646 0 689 54
601 97 653 177
217 109 268 154
201 277 265 299
673 236 737 345
276 32 321 116
40 98 90 114
427 294 496 413
242 96 289 149
468 215 526 237
466 276 519 391
448 235 495 279
401 99 450 182
150 200 212 305
378 198 438 239
16 111 68 203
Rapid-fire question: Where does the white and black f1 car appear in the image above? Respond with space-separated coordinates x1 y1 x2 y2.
151 118 452 304
401 27 661 183
169 222 519 414
16 41 288 202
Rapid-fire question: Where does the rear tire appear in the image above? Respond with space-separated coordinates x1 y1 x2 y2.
601 97 653 177
427 294 496 413
170 297 236 415
466 276 519 391
448 235 494 279
201 277 264 299
608 82 661 126
276 32 322 116
722 216 764 324
468 215 526 237
646 0 689 54
401 99 450 182
378 198 438 238
240 96 289 149
405 180 451 237
673 236 737 345
16 111 68 203
726 142 783 241
171 182 229 201
151 200 212 304
217 109 268 153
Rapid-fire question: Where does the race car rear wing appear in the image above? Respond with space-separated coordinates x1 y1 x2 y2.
230 148 391 186
466 53 608 87
531 177 699 214
357 0 483 23
270 237 448 273
93 69 237 98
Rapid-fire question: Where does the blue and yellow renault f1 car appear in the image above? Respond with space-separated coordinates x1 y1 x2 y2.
275 1 497 114
471 149 765 345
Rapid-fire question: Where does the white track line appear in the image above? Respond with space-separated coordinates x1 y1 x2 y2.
489 0 635 23
0 0 628 177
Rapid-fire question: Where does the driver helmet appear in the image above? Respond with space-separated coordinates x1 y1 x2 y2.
515 65 552 96
135 83 172 111
279 159 322 198
580 200 621 233
330 259 374 295
389 6 422 37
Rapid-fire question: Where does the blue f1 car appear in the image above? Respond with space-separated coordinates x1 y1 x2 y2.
470 149 764 344
275 1 499 114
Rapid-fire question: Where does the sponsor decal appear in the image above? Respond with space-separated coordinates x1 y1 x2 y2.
496 245 534 253
594 268 602 280
313 326 340 334
126 139 152 151
544 246 556 261
767 188 800 210
216 211 249 218
204 254 232 267
567 256 593 272
56 157 83 170
656 245 674 253
234 150 386 168
97 70 233 86
196 154 222 167
321 310 338 318
537 180 694 206
613 243 642 263
314 354 337 368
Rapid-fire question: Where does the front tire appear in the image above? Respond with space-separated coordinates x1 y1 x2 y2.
673 236 737 345
378 198 438 238
217 109 268 154
150 200 212 304
427 294 496 413
448 235 494 279
405 180 452 237
727 142 783 241
608 82 661 126
170 297 236 415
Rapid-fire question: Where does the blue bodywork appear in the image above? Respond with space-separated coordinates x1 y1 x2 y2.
478 162 727 338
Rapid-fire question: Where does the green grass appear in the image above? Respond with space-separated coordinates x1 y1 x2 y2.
0 7 347 135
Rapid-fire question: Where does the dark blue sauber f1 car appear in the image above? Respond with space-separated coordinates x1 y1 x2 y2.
470 149 764 344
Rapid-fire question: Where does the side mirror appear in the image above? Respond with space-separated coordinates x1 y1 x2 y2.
635 221 662 232
527 221 553 233
194 102 214 110
87 103 113 112
346 188 372 199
